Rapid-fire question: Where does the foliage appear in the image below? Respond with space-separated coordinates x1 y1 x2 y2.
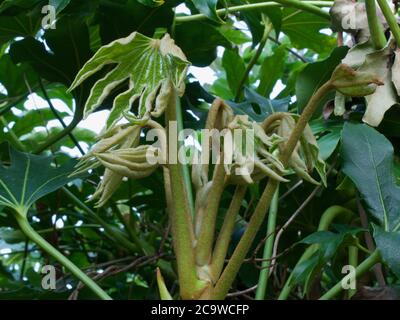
0 0 400 301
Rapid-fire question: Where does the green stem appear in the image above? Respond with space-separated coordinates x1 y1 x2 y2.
255 186 279 300
211 185 247 282
15 212 111 300
319 250 381 300
377 0 400 45
278 205 354 300
235 16 273 102
365 0 387 49
166 84 207 299
175 1 333 23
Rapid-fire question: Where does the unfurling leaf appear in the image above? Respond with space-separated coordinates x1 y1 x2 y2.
274 113 326 186
0 147 75 215
69 32 189 128
330 64 383 97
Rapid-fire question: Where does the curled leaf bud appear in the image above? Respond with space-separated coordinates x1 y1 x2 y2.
330 64 383 97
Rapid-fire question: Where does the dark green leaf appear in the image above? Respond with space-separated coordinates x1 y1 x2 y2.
296 46 348 114
227 87 289 121
0 147 76 212
257 44 287 97
374 226 400 278
341 122 400 231
222 48 246 97
191 0 223 24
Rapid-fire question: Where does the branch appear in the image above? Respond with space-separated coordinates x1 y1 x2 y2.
235 16 273 102
175 1 333 23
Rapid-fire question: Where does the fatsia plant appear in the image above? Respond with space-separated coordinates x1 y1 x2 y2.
68 25 383 299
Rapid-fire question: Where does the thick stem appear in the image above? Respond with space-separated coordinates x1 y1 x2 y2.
365 0 387 49
15 213 111 300
377 0 400 45
175 1 333 23
212 81 333 299
319 250 381 300
195 153 226 266
235 16 273 102
211 185 247 282
278 205 354 300
166 85 207 299
255 186 279 300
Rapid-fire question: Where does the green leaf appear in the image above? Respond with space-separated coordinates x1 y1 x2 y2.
69 32 189 128
341 122 400 231
281 8 336 54
191 0 223 24
0 54 36 97
217 23 251 45
374 226 400 278
227 87 289 122
12 109 68 138
222 48 246 97
0 147 76 213
0 5 42 46
257 45 287 97
296 46 349 114
175 20 229 67
311 120 343 161
9 16 93 106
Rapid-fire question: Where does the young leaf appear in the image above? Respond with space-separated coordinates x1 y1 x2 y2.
0 147 76 214
69 32 189 128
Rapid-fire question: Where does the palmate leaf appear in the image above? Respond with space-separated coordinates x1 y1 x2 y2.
69 32 189 129
0 147 76 215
